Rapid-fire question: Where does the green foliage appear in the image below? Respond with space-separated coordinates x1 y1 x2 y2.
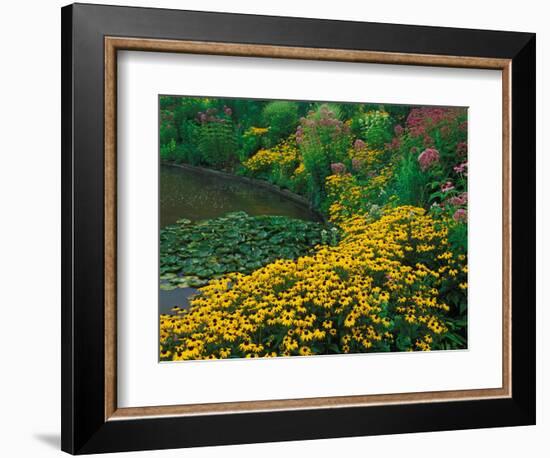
391 151 432 207
160 138 177 161
337 102 364 121
388 107 468 209
159 120 177 147
159 97 470 355
448 220 467 254
383 104 410 124
230 99 265 131
174 121 200 164
349 114 365 138
173 98 208 128
239 127 266 161
160 211 331 290
197 120 238 168
298 104 351 208
261 101 299 147
314 102 343 120
357 110 394 149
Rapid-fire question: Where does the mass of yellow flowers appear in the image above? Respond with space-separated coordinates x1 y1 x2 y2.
160 206 467 361
243 136 299 173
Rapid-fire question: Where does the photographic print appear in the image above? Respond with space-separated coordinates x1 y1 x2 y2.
159 96 468 362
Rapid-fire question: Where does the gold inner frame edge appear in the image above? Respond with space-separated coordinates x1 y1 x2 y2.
104 37 512 421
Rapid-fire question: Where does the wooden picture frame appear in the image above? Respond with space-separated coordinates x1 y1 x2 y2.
62 3 536 454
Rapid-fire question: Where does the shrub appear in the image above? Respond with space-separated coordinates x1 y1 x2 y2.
197 121 237 167
159 116 177 148
392 149 432 207
262 101 299 147
337 102 363 122
160 138 177 161
383 104 411 125
195 108 238 168
357 110 394 149
297 105 351 208
404 107 468 174
386 107 468 209
170 120 200 164
240 126 269 161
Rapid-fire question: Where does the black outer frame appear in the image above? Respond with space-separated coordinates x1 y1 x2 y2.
61 3 536 454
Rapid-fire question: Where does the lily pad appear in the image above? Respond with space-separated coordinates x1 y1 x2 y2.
159 211 337 289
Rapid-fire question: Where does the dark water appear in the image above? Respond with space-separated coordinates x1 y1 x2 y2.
159 287 200 315
160 165 320 227
159 164 319 313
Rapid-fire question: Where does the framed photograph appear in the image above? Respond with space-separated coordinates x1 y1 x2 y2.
61 3 536 454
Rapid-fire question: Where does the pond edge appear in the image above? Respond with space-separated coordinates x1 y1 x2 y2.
161 161 327 223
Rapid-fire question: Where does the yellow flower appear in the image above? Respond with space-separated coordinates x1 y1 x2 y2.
159 206 467 360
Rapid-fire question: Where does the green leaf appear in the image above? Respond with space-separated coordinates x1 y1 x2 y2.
159 212 329 289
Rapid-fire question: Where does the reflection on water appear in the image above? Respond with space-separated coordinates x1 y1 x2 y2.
160 165 319 227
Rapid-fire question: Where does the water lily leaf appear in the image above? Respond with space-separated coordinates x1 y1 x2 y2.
160 273 178 280
160 284 177 291
160 212 329 287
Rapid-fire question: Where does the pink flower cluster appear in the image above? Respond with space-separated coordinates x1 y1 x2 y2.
387 137 401 151
354 139 366 151
456 141 468 157
296 106 349 144
197 107 232 124
453 161 468 174
330 162 347 175
440 181 454 193
406 107 463 136
446 192 468 206
417 148 440 171
453 208 467 223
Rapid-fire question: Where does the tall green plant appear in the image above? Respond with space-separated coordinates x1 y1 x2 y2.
358 110 394 149
160 138 177 161
392 151 432 207
262 101 299 147
297 104 351 208
197 120 237 168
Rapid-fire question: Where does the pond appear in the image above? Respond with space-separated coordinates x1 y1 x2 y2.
159 164 320 315
160 164 320 227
